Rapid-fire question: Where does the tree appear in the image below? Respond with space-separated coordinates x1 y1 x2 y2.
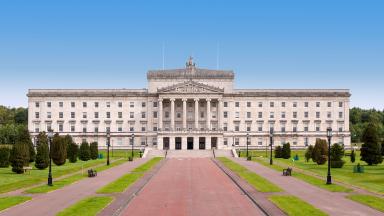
312 139 328 165
281 143 291 159
67 142 79 163
79 142 90 161
360 123 383 165
330 143 345 168
10 143 29 174
51 134 67 166
0 146 10 167
15 127 34 162
350 149 356 163
305 145 314 162
35 139 49 169
90 142 98 160
274 146 283 158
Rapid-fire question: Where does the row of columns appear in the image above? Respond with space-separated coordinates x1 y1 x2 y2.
158 98 222 131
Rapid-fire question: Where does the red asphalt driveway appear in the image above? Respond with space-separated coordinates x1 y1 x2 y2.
122 158 264 216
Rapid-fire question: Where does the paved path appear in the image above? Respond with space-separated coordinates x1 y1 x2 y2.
233 158 384 216
0 158 150 216
121 158 265 216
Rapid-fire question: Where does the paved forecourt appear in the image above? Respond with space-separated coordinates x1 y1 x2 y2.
121 158 265 216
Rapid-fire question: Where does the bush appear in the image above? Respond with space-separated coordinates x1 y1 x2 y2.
330 143 345 168
90 142 98 160
281 143 291 159
274 146 283 158
312 139 328 165
35 141 49 169
360 123 383 165
15 128 33 163
305 145 314 162
51 134 67 166
0 146 10 167
10 143 29 174
67 142 79 163
79 142 90 161
350 149 356 163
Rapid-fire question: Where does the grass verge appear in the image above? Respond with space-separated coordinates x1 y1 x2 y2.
97 157 162 194
269 195 327 216
56 196 113 216
217 157 282 192
347 194 384 212
0 196 31 211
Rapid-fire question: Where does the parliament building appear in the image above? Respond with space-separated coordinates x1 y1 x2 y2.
28 58 351 150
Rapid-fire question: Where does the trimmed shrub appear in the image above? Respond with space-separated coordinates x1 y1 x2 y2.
312 139 328 165
274 146 283 158
0 146 10 167
90 142 98 160
350 149 356 163
281 143 291 159
15 128 33 163
330 143 345 168
51 134 67 166
10 143 29 174
67 142 79 163
360 123 383 165
305 145 314 162
79 142 90 161
35 141 49 169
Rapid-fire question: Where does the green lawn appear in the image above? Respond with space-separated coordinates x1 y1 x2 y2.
269 195 327 216
0 196 31 211
97 157 162 194
99 149 142 160
0 159 106 194
240 150 384 194
347 194 384 212
56 196 113 216
25 159 127 194
217 157 282 192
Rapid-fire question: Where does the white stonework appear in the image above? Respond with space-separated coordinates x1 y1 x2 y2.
27 58 351 150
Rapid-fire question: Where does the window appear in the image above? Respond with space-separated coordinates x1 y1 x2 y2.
281 102 286 107
118 112 122 118
141 126 146 132
247 125 251 132
47 102 51 108
235 125 239 132
339 102 343 107
106 112 110 118
304 123 309 132
94 112 99 118
304 112 309 118
71 112 75 118
304 102 308 108
327 112 332 118
83 112 87 119
176 112 181 118
106 126 111 132
258 112 262 118
35 102 40 108
281 124 286 132
130 112 134 118
235 102 239 107
247 102 251 107
153 101 158 107
316 102 320 107
293 124 297 132
82 126 87 133
153 111 158 118
293 112 297 118
269 123 275 133
224 138 228 145
327 102 332 107
258 138 263 146
247 112 251 118
59 102 63 107
117 124 122 132
95 102 99 108
235 112 239 119
223 123 228 131
223 112 228 118
106 102 110 108
270 102 274 107
316 123 320 132
71 102 75 108
269 112 274 118
200 112 204 118
35 112 40 118
71 125 75 132
118 102 122 108
153 126 158 131
59 124 63 132
83 102 87 108
142 112 146 118
339 112 343 118
59 112 63 118
47 112 51 119
46 123 52 131
94 127 98 133
258 102 263 107
176 102 181 108
293 102 298 108
316 112 320 118
165 112 169 118
304 137 309 146
235 138 239 145
142 102 146 108
281 112 286 118
130 102 134 108
223 102 228 107
129 124 134 132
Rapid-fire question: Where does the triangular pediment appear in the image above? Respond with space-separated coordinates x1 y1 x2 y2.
157 80 224 94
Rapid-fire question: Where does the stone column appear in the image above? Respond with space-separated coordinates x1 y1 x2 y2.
194 98 199 130
182 136 187 150
170 98 175 131
158 99 163 131
182 98 187 130
206 98 211 130
218 99 223 130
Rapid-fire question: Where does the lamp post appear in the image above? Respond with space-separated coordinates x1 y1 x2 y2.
47 130 54 186
269 128 274 165
246 133 249 158
326 127 333 185
106 132 110 166
131 133 135 160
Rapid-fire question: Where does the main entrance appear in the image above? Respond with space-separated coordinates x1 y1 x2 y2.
175 137 182 150
199 137 206 150
163 137 170 150
187 137 194 150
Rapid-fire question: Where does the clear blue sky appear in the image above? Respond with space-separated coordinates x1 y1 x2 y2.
0 0 383 109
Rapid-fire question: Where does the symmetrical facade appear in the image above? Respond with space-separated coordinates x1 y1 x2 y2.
28 58 351 150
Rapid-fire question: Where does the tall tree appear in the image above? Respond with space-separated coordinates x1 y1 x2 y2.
281 143 291 159
90 142 98 160
79 142 90 161
312 139 328 165
51 134 67 166
35 132 49 169
361 123 383 165
330 143 345 168
10 143 29 174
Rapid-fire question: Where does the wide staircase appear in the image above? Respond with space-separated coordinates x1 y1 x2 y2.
145 148 234 158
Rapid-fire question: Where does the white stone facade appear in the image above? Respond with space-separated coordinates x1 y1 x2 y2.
27 59 351 150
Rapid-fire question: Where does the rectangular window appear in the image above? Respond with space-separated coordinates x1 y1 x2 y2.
304 112 309 118
35 102 40 108
177 112 181 118
328 102 332 107
316 123 320 132
106 126 111 132
117 124 122 132
247 102 251 107
58 124 63 132
223 102 228 107
153 111 158 118
94 112 99 118
200 112 204 118
339 112 343 118
153 101 158 107
270 102 274 107
142 102 146 108
247 126 251 132
71 102 75 108
46 112 51 119
316 112 320 118
281 125 286 132
235 138 239 145
327 112 332 118
106 102 110 108
141 125 146 132
258 123 262 132
83 102 87 108
304 102 308 108
59 112 63 118
258 112 262 118
142 112 146 118
130 112 134 118
316 102 320 107
224 138 228 146
223 112 228 118
47 102 51 108
106 112 110 118
94 127 98 133
339 102 343 107
153 126 158 131
293 124 297 132
293 102 298 108
82 126 87 133
293 112 297 118
235 112 239 118
304 137 309 146
258 102 263 107
270 112 274 118
35 112 40 118
235 102 240 107
83 112 87 119
95 102 99 108
258 138 263 146
281 102 286 107
59 102 63 108
247 112 251 118
71 112 75 118
118 102 122 108
71 125 75 132
281 112 286 118
223 123 228 131
118 112 122 118
304 123 309 132
130 102 134 108
165 112 169 118
235 125 239 132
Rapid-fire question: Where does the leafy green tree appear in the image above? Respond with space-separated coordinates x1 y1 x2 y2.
10 143 29 174
35 141 49 169
274 146 282 158
305 145 314 162
67 142 79 163
360 123 383 165
330 143 345 168
79 142 90 161
281 143 291 159
90 142 98 160
350 149 356 163
0 146 10 167
312 139 328 165
51 134 67 166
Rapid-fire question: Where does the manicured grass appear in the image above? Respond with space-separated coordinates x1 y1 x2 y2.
347 194 384 212
99 149 142 159
56 196 113 216
269 195 327 216
217 157 282 192
25 159 127 194
240 150 384 194
0 196 31 211
97 157 162 194
0 159 106 194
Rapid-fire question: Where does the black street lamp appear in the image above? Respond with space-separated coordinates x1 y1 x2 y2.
106 132 110 166
269 128 274 165
246 133 249 158
326 127 333 184
47 130 54 186
131 133 135 160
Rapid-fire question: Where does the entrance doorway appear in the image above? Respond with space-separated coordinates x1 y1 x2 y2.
175 137 182 150
199 137 206 150
163 137 169 150
211 137 217 149
187 137 194 150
